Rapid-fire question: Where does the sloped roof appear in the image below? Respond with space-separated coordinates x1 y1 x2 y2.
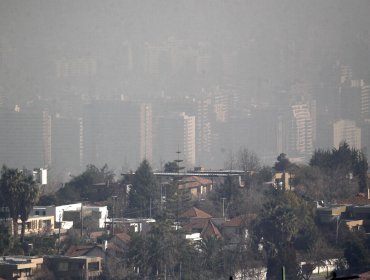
182 218 222 240
338 193 370 206
64 245 103 257
178 176 212 190
222 214 257 228
113 232 131 243
201 220 223 240
180 207 212 219
182 218 209 233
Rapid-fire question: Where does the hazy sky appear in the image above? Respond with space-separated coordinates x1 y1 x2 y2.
1 0 370 102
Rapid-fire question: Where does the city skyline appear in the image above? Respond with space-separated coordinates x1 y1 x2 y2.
1 1 370 180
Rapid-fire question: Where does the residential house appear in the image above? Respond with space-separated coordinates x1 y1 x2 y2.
3 215 54 236
179 206 212 221
44 256 102 280
32 203 82 230
63 205 108 231
180 207 223 240
316 205 347 224
64 245 106 259
109 232 131 249
178 176 213 200
182 218 223 241
222 214 257 244
0 256 43 280
273 172 295 191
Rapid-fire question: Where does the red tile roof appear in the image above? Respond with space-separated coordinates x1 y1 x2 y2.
64 245 102 257
182 219 209 233
201 220 223 240
180 207 212 219
338 193 370 206
182 218 223 240
113 232 131 243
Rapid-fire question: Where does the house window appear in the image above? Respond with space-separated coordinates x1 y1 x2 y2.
35 211 39 215
88 262 100 271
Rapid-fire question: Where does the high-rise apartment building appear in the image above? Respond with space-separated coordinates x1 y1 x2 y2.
82 100 146 171
286 103 314 160
361 81 370 120
333 119 361 150
0 108 51 169
155 112 196 168
196 98 213 166
51 116 82 175
140 103 153 164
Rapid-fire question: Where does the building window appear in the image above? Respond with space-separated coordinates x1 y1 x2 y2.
88 262 100 271
35 211 39 215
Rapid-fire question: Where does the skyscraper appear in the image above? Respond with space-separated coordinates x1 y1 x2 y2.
0 108 51 169
286 103 315 160
155 112 196 168
333 119 361 150
140 103 153 164
82 100 143 171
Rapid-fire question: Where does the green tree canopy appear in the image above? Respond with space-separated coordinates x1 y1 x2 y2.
164 161 180 172
308 142 368 197
0 166 40 241
127 160 159 217
254 191 318 279
274 153 292 172
56 164 115 204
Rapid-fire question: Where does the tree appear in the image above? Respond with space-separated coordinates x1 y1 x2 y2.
308 142 368 200
0 166 40 242
126 220 192 279
1 166 22 239
342 230 370 274
274 153 293 172
127 160 159 217
164 161 179 172
56 164 115 204
254 191 318 279
18 172 39 242
199 236 225 278
0 223 11 255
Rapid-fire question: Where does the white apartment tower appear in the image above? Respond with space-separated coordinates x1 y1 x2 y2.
333 119 361 150
182 113 196 167
140 103 153 163
156 112 196 168
289 103 314 159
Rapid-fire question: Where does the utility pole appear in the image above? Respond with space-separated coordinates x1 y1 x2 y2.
112 195 117 236
149 197 152 218
222 197 226 218
282 266 286 280
80 203 83 238
58 210 62 254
